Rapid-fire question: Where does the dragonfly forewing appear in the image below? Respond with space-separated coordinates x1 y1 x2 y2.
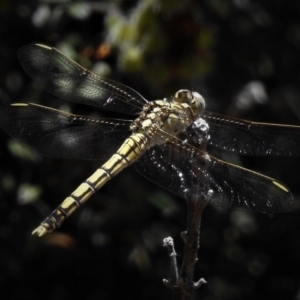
17 44 148 115
205 111 300 156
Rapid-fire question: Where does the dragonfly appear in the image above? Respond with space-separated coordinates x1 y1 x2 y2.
0 43 299 237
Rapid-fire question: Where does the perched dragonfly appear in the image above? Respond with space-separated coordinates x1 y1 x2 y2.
0 44 299 237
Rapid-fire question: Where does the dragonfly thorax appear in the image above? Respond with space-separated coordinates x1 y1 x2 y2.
130 100 171 136
130 92 207 148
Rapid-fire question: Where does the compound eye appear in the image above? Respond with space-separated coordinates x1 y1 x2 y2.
191 92 206 116
175 89 193 102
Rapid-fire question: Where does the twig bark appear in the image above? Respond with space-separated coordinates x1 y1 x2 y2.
163 190 211 299
163 115 211 299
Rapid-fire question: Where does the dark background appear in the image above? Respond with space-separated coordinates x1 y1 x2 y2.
1 1 300 299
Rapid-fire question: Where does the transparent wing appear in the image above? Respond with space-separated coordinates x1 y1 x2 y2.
17 44 147 115
0 102 131 160
204 111 300 156
135 132 293 214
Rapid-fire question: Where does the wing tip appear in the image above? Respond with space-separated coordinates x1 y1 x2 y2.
272 180 290 193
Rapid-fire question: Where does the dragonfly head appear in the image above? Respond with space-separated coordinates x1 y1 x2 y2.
174 89 206 118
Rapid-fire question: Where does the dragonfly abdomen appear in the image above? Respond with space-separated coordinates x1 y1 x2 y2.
32 133 149 237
